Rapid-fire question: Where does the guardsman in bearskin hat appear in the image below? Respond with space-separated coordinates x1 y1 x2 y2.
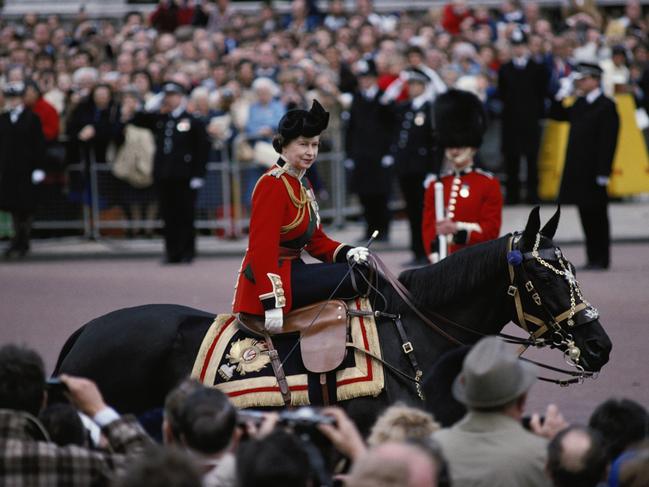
232 100 369 333
422 89 503 262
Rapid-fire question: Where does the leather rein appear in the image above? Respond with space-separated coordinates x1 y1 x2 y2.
362 233 601 389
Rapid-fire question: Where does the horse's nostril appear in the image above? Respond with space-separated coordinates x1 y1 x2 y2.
586 339 608 360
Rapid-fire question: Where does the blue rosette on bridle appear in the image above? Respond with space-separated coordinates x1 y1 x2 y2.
507 250 523 266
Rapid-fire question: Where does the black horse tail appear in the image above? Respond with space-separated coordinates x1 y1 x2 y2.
52 325 86 376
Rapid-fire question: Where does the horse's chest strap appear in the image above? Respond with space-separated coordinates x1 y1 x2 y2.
393 316 425 400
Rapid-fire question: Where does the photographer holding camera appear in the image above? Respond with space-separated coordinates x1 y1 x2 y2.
0 344 152 486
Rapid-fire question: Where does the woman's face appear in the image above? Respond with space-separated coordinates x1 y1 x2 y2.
282 135 320 171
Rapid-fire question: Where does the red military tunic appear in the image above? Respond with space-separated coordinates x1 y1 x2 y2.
232 161 350 316
422 166 503 256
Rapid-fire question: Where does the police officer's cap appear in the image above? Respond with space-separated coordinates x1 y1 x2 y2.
405 67 430 84
434 89 486 149
355 57 377 77
3 82 25 97
510 28 528 45
573 62 603 79
273 99 329 153
161 81 187 96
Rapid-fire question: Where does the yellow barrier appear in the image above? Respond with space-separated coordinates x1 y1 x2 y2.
538 94 649 200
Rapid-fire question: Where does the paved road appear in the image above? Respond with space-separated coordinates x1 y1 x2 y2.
2 242 648 423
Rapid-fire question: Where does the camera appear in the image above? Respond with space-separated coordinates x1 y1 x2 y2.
237 407 336 427
45 377 69 405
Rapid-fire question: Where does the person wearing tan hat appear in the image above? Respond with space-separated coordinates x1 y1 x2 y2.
432 336 567 487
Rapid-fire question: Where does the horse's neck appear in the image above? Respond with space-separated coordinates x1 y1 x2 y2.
435 276 512 343
394 242 514 344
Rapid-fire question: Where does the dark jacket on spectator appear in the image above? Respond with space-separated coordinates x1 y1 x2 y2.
66 99 121 165
0 409 152 486
0 108 46 213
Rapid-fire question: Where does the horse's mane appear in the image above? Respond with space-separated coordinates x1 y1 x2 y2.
396 235 511 312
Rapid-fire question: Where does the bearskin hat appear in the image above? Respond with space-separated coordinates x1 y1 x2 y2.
434 89 486 149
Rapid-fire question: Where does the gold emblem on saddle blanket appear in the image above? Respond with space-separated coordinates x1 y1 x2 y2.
225 338 270 375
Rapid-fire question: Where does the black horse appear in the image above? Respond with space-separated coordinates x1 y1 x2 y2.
55 208 612 432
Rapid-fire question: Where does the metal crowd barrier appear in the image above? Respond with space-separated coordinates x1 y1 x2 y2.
30 145 358 240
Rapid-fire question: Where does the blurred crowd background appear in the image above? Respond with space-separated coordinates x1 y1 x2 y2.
0 0 648 241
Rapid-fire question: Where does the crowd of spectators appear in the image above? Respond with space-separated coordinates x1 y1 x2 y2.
1 0 649 244
1 337 648 486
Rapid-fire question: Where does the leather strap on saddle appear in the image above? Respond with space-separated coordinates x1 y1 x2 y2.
261 332 292 406
237 300 349 374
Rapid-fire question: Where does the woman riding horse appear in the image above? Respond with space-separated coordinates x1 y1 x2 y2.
232 100 370 333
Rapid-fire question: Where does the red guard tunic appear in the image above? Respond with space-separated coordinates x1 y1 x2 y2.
422 167 503 256
232 161 350 316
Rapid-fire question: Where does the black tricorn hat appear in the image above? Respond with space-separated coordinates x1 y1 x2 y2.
274 99 329 153
434 89 486 149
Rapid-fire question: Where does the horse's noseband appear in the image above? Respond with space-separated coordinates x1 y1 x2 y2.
506 233 600 385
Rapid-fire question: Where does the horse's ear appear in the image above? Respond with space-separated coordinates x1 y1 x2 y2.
540 206 561 240
521 206 541 248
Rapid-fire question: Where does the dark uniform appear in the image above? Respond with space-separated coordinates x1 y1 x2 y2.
0 85 46 257
498 57 549 204
346 85 393 241
131 100 209 263
389 96 440 262
550 87 619 269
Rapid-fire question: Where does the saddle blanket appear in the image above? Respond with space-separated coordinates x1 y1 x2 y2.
191 297 385 408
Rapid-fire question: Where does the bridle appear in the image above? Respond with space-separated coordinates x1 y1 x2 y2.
364 232 602 393
505 233 601 385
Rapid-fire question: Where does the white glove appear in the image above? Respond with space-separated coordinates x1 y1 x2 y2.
264 308 283 333
596 176 610 187
189 177 204 190
32 169 46 185
423 173 436 189
347 246 369 265
381 155 394 167
555 75 574 101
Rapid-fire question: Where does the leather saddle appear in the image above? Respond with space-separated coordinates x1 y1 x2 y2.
237 300 349 374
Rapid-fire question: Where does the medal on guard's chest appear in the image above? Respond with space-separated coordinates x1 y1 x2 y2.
414 112 425 126
176 119 190 132
459 184 470 198
225 338 270 375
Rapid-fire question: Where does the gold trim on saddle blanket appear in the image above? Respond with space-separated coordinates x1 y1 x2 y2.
190 298 384 408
